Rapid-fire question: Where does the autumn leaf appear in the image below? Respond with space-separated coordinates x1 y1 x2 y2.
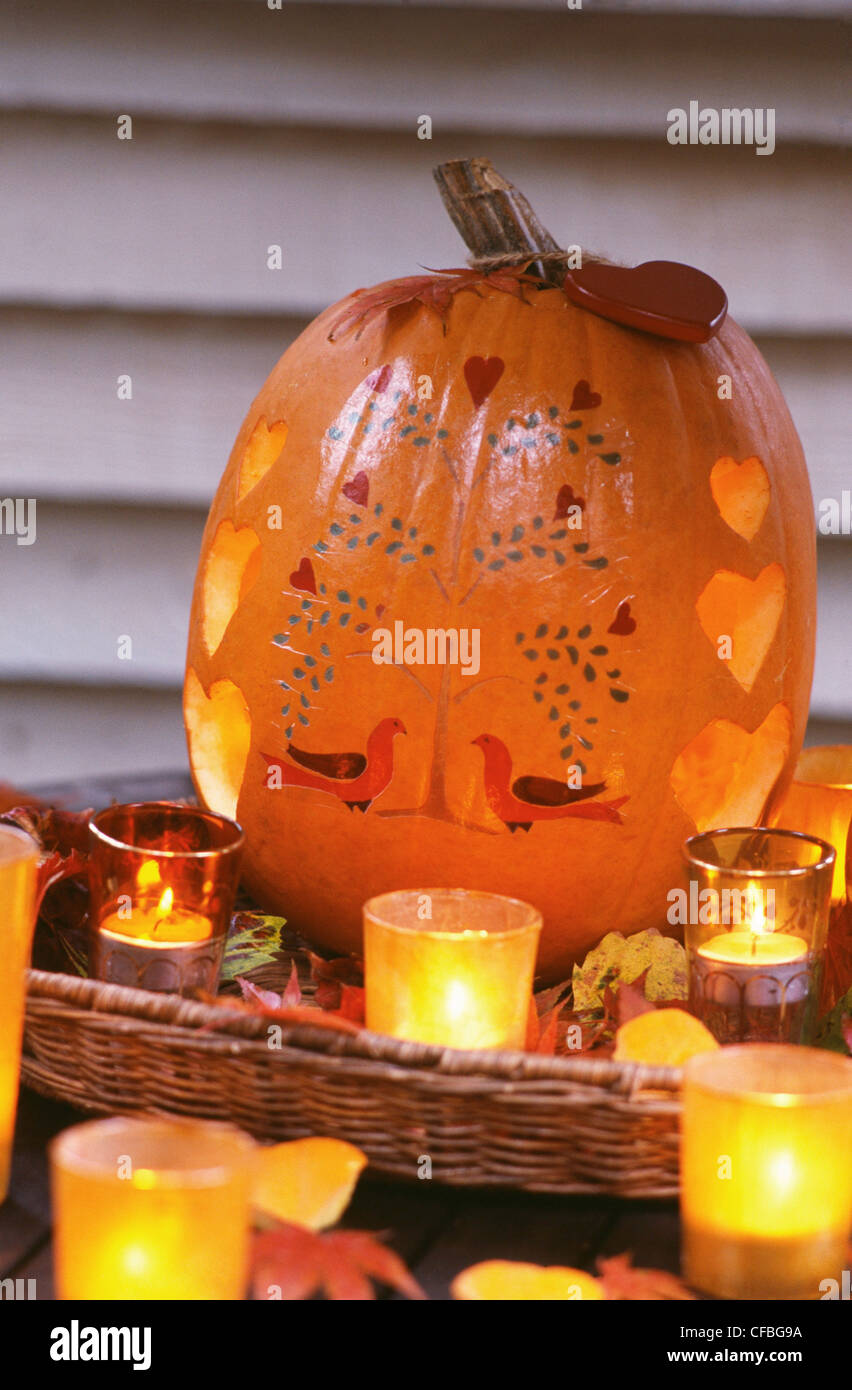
252 1224 426 1301
309 951 364 1011
597 1253 695 1301
221 911 286 981
815 985 852 1056
225 982 361 1036
326 263 538 341
573 929 687 1015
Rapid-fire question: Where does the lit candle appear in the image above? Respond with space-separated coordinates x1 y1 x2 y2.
51 1117 255 1299
683 829 834 1044
364 888 542 1049
88 802 244 996
681 1044 852 1300
0 826 38 1204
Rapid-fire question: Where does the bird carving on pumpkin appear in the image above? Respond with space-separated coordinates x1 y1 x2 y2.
472 733 628 833
262 716 406 812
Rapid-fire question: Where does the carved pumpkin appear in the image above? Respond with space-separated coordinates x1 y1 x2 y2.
184 159 815 980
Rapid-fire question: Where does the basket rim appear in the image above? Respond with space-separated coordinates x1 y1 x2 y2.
26 966 683 1093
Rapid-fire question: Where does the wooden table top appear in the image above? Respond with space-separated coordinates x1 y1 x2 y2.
4 769 683 1301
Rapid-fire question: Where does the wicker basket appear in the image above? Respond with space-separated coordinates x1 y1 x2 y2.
23 954 682 1198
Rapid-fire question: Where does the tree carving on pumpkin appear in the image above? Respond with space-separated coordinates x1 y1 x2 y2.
268 369 635 831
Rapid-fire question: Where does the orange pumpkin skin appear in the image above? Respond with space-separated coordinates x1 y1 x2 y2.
184 280 815 981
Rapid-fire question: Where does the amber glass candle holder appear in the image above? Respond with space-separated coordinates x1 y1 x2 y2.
88 802 244 996
769 745 852 1013
682 1044 852 1300
683 828 834 1045
364 888 542 1050
0 826 38 1203
51 1116 255 1299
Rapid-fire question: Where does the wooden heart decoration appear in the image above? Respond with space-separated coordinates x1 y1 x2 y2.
670 704 792 832
695 563 786 693
569 379 601 411
710 456 770 541
342 471 370 507
464 355 504 408
289 557 317 595
608 601 636 636
563 261 727 343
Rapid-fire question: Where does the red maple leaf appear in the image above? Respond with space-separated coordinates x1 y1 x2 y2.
0 805 91 914
597 1253 695 1301
252 1224 426 1301
326 263 538 341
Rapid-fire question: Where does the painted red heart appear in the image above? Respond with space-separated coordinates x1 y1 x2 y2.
563 261 727 344
608 601 636 636
366 364 392 393
464 355 504 408
342 471 369 506
289 557 317 595
554 483 585 520
569 379 602 412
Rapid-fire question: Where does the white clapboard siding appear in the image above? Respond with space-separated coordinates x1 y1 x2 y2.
0 504 204 687
0 684 189 786
1 3 846 143
1 115 849 334
1 308 849 512
813 540 852 722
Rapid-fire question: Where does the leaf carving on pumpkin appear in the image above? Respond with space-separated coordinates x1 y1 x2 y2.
326 263 539 341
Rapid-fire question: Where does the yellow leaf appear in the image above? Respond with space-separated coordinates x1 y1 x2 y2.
451 1260 605 1301
253 1138 367 1230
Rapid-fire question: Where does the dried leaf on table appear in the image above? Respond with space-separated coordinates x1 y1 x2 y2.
597 1253 696 1301
252 1223 426 1301
224 981 362 1035
573 929 687 1015
221 911 286 981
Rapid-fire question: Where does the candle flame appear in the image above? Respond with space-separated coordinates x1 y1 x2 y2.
745 884 767 935
157 887 174 916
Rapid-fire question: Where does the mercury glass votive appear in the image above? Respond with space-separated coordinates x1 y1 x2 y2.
363 888 542 1050
88 803 244 996
0 825 38 1203
681 1045 852 1300
51 1117 255 1299
683 828 834 1045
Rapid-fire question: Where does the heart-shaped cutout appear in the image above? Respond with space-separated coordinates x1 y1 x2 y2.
670 703 791 832
183 668 251 823
608 601 636 636
563 261 727 343
289 557 317 595
464 355 504 408
710 456 770 541
695 564 785 693
569 379 601 412
342 471 370 507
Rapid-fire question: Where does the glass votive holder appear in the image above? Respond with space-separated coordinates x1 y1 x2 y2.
681 1044 852 1300
682 828 834 1045
88 802 244 996
0 825 39 1204
363 888 542 1050
51 1116 255 1299
769 745 852 1012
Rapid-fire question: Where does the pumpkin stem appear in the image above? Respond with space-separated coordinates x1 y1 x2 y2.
433 157 565 286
